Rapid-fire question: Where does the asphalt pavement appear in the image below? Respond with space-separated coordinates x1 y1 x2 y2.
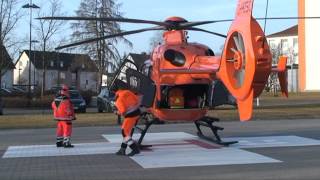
1 119 320 180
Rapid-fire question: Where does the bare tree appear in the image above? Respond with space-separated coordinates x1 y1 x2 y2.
71 0 132 92
0 0 23 115
149 31 163 52
34 0 65 97
267 43 282 96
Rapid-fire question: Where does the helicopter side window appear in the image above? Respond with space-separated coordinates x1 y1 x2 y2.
205 48 215 56
164 49 186 66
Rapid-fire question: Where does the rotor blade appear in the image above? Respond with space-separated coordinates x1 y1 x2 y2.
230 48 237 53
55 26 165 50
237 33 245 54
37 16 168 26
235 69 245 87
233 35 241 52
256 16 320 21
180 16 320 27
186 27 227 38
178 20 237 29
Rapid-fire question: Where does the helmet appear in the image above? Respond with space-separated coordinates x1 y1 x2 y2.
60 84 70 97
109 79 128 92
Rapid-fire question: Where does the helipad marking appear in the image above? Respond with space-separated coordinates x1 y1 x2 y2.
2 142 118 158
102 132 197 143
3 132 320 169
224 135 320 148
131 148 281 168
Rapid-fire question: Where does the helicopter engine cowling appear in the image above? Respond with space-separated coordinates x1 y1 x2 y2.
217 0 272 121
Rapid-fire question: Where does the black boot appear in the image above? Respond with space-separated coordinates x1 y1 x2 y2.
116 143 127 156
63 137 74 148
56 137 63 147
127 142 140 156
56 141 63 147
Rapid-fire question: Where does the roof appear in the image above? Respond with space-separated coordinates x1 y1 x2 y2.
0 45 14 70
128 53 150 69
267 25 298 38
18 50 98 72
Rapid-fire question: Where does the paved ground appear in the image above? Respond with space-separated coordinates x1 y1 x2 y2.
1 119 320 180
2 107 98 115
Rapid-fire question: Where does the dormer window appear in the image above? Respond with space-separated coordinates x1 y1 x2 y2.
50 61 54 67
60 61 64 67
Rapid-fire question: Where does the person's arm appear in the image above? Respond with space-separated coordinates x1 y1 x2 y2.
115 98 126 116
51 101 56 111
63 100 75 120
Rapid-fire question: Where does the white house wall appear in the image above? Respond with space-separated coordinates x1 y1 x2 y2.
14 51 98 92
14 52 40 90
267 35 299 92
14 52 29 85
1 70 13 88
268 36 298 64
304 0 320 91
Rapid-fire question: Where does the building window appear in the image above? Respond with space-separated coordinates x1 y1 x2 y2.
293 38 298 64
60 61 64 68
50 61 54 67
60 72 66 79
19 61 23 67
82 64 85 69
268 40 276 49
280 39 289 55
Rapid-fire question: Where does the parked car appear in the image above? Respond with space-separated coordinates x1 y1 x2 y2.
0 88 12 96
69 90 86 113
97 87 115 113
9 87 26 95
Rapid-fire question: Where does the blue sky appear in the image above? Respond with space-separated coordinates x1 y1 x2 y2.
18 0 298 56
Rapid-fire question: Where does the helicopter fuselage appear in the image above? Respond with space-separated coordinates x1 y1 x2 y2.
149 29 221 121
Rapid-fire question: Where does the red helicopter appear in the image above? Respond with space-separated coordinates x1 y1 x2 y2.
39 0 295 146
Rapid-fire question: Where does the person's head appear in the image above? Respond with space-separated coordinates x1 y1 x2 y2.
110 79 128 92
59 84 70 97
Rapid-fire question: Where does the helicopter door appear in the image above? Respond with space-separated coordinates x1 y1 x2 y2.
211 80 237 107
126 68 156 108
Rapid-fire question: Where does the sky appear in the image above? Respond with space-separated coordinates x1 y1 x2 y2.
16 0 298 57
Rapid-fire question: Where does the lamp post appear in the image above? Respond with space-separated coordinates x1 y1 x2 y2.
22 0 39 99
31 40 39 89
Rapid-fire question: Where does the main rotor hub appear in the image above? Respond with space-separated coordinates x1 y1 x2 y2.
164 16 188 30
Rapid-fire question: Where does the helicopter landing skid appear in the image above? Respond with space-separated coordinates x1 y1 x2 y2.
194 117 238 146
134 117 159 150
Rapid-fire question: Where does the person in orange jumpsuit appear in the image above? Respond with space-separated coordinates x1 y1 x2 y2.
113 80 141 156
52 85 76 148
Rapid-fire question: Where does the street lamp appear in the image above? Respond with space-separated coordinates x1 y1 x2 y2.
31 40 39 89
22 0 39 99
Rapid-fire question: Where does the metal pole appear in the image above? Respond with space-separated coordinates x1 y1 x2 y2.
28 0 32 97
22 1 39 101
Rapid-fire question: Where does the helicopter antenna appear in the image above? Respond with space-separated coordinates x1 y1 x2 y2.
262 0 269 48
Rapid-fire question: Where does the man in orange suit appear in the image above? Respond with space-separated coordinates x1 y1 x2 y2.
112 80 141 156
52 85 76 148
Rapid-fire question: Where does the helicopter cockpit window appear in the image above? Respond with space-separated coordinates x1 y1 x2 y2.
164 49 186 67
205 48 215 56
